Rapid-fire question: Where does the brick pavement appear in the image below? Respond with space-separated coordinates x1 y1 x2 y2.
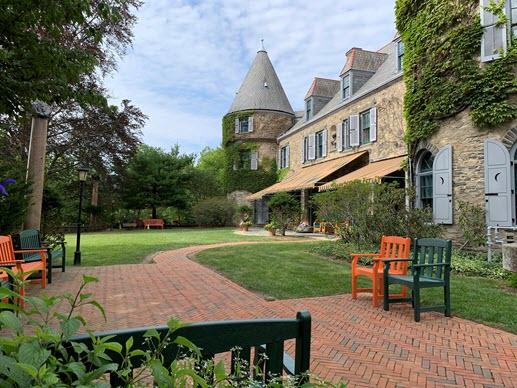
36 242 517 387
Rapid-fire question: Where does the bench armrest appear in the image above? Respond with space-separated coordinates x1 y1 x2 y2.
14 249 48 254
412 263 450 268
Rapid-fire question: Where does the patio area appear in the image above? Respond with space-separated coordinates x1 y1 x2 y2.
36 242 517 387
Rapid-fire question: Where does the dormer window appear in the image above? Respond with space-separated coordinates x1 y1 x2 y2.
397 41 404 71
305 99 312 120
342 74 350 99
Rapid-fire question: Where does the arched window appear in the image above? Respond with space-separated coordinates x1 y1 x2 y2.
416 151 434 209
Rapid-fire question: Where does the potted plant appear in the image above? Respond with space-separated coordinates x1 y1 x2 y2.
239 219 252 231
264 223 277 236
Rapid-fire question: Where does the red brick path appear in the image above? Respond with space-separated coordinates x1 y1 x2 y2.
38 243 517 387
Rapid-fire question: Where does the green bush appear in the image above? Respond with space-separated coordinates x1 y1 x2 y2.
451 252 510 280
313 181 442 247
267 192 300 236
309 240 377 261
457 201 486 249
192 197 236 227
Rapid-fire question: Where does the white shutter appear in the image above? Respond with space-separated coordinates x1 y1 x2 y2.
349 115 360 147
322 130 327 157
286 145 290 168
248 116 254 132
301 137 306 164
250 150 258 170
480 0 507 62
277 148 281 168
308 133 316 160
337 122 343 152
234 117 240 133
484 139 513 226
432 145 453 224
370 107 377 142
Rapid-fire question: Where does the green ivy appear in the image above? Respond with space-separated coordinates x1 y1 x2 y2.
396 0 517 146
222 112 278 193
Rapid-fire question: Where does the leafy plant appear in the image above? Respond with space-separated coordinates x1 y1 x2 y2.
451 252 510 280
267 192 300 236
192 197 236 227
457 201 486 249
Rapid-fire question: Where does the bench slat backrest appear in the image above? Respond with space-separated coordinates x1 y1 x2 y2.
0 235 15 263
413 238 452 279
379 235 411 273
70 311 311 385
19 229 44 262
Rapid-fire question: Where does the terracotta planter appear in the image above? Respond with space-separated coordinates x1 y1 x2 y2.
267 230 276 236
241 225 249 232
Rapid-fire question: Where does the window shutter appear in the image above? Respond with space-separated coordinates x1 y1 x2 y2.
277 148 281 168
248 116 254 132
286 145 290 168
337 122 343 152
432 145 453 224
370 107 377 142
308 133 316 160
234 117 240 133
322 130 328 157
480 0 507 62
250 150 259 170
484 139 513 226
349 115 360 147
301 138 306 163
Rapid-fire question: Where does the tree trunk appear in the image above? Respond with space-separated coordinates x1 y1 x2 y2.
152 205 157 219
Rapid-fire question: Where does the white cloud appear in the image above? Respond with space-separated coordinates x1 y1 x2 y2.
105 0 396 154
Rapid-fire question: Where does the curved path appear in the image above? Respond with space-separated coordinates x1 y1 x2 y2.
40 242 517 387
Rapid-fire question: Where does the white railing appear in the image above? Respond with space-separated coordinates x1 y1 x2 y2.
486 226 517 262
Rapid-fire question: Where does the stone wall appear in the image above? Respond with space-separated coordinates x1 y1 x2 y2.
421 110 517 241
279 78 406 176
230 110 294 162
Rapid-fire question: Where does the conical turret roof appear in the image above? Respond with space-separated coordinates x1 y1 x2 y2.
228 49 294 115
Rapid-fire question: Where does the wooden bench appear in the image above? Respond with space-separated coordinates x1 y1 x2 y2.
143 218 164 229
70 311 311 386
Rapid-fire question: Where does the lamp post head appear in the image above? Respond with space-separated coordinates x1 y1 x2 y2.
77 167 89 182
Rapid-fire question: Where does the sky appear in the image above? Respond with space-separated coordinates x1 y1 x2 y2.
105 0 397 155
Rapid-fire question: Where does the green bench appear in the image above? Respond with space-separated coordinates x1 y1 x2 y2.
19 229 66 284
70 311 311 385
383 238 452 322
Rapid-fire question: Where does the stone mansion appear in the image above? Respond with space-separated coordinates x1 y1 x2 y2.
223 1 517 240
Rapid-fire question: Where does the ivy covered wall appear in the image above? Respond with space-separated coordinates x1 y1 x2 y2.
222 111 278 193
396 0 517 146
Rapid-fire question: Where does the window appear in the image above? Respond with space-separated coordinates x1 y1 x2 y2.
280 146 289 168
238 117 249 133
306 99 312 120
315 130 324 159
239 150 251 169
397 40 404 71
417 151 434 209
359 110 371 144
342 74 350 99
342 119 350 149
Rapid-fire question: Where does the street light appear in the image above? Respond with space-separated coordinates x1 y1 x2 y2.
74 167 89 265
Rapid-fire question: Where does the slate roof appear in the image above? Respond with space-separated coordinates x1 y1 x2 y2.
279 39 401 140
228 50 294 115
340 48 387 75
304 77 340 99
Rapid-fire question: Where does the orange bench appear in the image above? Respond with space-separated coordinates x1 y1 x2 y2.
143 219 164 229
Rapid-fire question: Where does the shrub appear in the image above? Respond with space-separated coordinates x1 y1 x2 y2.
192 197 236 227
313 181 442 247
267 192 300 236
451 252 510 280
457 201 486 249
309 240 377 261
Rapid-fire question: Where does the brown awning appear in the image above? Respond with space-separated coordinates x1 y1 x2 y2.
318 155 406 191
248 151 367 200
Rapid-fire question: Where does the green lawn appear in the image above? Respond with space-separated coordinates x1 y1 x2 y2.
65 228 264 266
195 242 517 334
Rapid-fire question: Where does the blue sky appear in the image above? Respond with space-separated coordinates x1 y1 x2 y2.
105 0 397 155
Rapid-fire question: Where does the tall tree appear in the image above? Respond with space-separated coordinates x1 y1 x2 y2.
122 145 195 219
191 147 226 200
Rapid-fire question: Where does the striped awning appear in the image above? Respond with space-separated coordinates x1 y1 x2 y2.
318 155 406 191
247 151 367 200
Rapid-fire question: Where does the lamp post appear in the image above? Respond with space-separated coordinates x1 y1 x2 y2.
74 167 89 265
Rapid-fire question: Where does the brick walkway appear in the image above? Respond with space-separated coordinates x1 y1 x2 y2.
37 243 517 387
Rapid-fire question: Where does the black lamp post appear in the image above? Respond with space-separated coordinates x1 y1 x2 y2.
74 167 89 265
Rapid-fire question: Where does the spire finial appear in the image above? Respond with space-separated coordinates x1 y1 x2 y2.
260 39 265 51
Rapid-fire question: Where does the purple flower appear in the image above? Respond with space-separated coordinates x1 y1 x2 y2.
0 178 16 196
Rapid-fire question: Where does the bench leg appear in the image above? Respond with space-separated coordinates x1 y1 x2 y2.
444 283 451 317
383 274 389 311
413 286 420 322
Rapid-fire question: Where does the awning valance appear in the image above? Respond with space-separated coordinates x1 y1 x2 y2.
248 151 366 200
318 155 406 191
